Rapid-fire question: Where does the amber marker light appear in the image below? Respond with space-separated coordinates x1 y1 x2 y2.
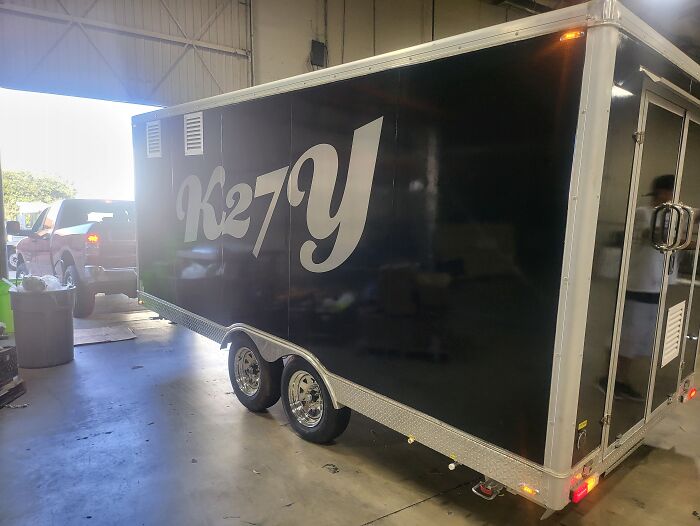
87 234 100 244
519 483 540 496
560 30 585 42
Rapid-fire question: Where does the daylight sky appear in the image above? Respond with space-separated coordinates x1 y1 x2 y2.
0 88 158 201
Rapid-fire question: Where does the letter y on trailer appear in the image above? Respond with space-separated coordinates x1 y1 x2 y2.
131 0 700 514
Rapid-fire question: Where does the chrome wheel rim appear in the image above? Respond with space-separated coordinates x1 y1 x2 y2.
234 347 260 396
8 253 18 269
288 370 323 428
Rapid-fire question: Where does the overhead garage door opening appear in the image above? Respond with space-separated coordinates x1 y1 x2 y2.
0 87 157 315
0 87 158 205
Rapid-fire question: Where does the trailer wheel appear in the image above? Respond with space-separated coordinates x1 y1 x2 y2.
228 337 282 412
281 357 351 444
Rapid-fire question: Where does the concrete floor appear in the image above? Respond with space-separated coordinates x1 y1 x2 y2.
1 297 699 526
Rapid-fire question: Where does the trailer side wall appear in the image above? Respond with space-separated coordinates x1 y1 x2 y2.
135 32 587 463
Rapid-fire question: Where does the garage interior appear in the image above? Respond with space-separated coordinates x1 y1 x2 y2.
1 1 699 525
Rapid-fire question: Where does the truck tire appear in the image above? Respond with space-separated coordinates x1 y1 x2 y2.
281 357 351 444
7 249 18 271
228 336 283 412
64 265 95 318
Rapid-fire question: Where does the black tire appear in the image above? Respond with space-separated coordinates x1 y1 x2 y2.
63 264 95 318
228 335 283 412
16 261 29 280
281 357 351 444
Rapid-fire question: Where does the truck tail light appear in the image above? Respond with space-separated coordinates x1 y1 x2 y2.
86 233 100 258
571 474 599 503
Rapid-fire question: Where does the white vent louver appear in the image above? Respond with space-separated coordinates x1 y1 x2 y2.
661 301 685 367
184 112 204 156
146 120 161 158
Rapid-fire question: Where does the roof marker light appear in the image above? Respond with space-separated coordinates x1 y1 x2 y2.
560 30 585 42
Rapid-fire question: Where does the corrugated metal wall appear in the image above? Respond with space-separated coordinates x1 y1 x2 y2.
0 0 530 106
0 0 251 106
254 0 527 85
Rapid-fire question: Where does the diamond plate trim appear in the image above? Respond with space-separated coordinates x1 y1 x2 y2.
327 374 562 506
139 291 576 509
140 292 227 343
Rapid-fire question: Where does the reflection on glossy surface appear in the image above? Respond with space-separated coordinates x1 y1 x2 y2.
573 47 642 465
287 34 586 463
651 119 700 410
136 33 587 463
680 121 700 381
606 101 685 446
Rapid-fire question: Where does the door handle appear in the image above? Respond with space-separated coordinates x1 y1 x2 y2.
674 204 695 250
651 202 680 251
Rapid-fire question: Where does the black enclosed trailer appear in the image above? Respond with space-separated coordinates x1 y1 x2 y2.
132 0 700 512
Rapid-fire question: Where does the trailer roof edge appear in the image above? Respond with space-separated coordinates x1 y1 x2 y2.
132 2 592 123
616 2 700 84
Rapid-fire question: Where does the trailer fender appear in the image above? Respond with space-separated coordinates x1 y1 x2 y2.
219 325 343 409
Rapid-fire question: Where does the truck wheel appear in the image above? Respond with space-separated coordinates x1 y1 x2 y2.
228 337 283 412
64 265 95 318
7 249 18 271
281 357 351 444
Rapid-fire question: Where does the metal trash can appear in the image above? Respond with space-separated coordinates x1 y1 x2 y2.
10 288 76 368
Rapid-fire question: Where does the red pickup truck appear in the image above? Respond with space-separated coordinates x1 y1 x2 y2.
6 199 137 317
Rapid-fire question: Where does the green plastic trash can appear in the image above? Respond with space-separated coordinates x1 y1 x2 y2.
0 278 14 334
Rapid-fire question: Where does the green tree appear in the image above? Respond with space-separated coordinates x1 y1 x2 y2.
2 171 76 220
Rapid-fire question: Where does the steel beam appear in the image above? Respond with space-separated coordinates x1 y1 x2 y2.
0 3 249 58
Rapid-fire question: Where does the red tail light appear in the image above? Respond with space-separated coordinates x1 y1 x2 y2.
571 483 588 503
689 387 697 401
571 474 599 504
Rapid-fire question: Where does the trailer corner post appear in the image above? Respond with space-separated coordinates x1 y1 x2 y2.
543 20 619 508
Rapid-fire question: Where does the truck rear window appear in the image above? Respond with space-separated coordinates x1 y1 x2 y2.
59 201 135 229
